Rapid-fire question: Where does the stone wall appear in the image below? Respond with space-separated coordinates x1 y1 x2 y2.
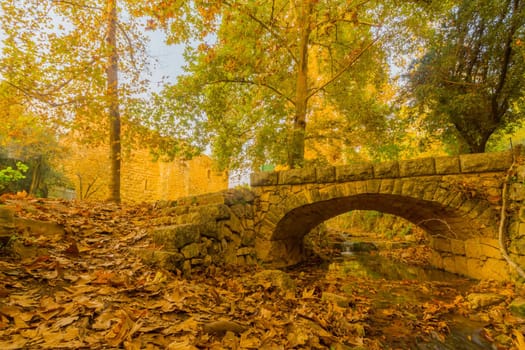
61 143 228 202
506 161 525 277
134 189 257 276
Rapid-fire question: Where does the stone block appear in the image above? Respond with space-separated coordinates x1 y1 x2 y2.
479 239 501 259
518 223 525 238
224 188 255 205
236 247 255 256
279 168 316 185
241 230 256 246
464 239 482 258
250 171 278 186
131 248 184 270
153 224 200 249
450 239 466 255
479 258 509 280
466 258 483 279
392 179 404 195
181 243 204 259
14 218 65 237
373 161 399 178
519 207 525 221
366 179 382 193
400 180 415 196
459 151 512 173
508 238 525 255
429 250 444 269
316 166 336 183
335 163 373 182
434 156 460 174
354 181 368 193
399 157 435 177
198 221 220 239
431 237 451 252
454 255 468 275
442 256 457 274
226 212 243 234
379 179 395 194
510 183 525 201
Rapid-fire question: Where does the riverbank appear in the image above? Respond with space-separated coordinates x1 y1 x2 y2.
0 197 524 349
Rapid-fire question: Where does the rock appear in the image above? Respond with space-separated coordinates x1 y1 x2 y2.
14 218 65 237
0 207 15 234
11 241 49 260
153 224 200 250
181 243 203 259
131 248 184 271
466 293 505 309
509 297 525 317
250 269 296 293
321 292 352 308
224 188 255 206
348 242 377 252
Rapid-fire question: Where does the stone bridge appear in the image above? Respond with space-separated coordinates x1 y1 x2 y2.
141 150 525 281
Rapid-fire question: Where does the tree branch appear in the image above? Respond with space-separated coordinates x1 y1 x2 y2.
51 0 103 12
308 37 379 99
222 0 298 64
208 78 295 106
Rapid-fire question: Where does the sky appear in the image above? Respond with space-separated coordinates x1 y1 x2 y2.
143 31 249 186
144 30 186 91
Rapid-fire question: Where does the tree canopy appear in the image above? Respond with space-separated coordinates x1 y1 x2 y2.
137 0 424 171
2 0 525 193
407 0 525 153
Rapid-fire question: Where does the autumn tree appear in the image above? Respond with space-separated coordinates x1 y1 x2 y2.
0 83 69 196
137 0 405 171
407 0 525 153
0 0 149 201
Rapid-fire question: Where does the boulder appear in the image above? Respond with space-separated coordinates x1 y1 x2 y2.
466 293 505 309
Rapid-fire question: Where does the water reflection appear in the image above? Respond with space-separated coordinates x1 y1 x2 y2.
324 252 492 350
329 252 460 282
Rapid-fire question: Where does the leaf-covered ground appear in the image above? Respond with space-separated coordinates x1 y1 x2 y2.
0 196 524 349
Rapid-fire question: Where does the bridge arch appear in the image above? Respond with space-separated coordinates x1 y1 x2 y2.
255 176 500 268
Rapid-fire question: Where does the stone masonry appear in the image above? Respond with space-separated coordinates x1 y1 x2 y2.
133 188 258 276
141 149 525 281
249 150 525 280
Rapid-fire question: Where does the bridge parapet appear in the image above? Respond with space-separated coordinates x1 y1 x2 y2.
250 151 513 186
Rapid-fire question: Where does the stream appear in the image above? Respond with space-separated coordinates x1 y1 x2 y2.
291 242 494 349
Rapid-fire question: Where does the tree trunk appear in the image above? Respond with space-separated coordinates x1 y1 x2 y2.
288 2 313 169
29 156 42 196
106 0 121 202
